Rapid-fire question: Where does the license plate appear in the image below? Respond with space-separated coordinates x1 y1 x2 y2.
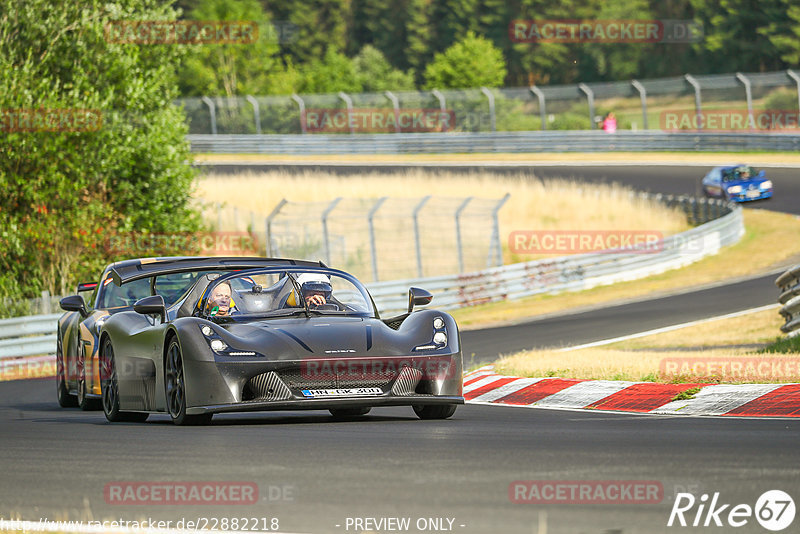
746 190 760 198
301 387 383 398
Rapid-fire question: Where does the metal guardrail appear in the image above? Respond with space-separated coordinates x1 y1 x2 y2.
777 264 800 335
0 196 741 359
187 131 800 154
0 314 61 359
367 196 743 316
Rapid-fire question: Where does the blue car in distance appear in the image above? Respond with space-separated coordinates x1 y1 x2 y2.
701 164 773 202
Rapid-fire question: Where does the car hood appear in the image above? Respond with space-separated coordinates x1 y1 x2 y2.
218 316 414 359
724 177 770 188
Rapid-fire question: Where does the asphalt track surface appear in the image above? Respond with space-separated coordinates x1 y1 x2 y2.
2 164 799 534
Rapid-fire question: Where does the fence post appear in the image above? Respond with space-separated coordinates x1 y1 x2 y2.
412 195 431 277
480 87 496 132
265 199 287 257
455 197 473 273
787 70 800 114
631 80 648 130
245 95 261 134
291 93 307 134
321 197 342 265
41 290 51 315
529 85 547 130
488 193 510 267
384 91 401 133
578 83 595 129
201 96 217 135
338 92 355 135
735 73 754 130
368 197 388 282
684 74 703 130
431 89 447 132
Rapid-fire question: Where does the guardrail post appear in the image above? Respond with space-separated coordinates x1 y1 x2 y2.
455 197 473 273
321 197 342 265
41 291 51 315
488 193 510 267
631 80 648 130
201 96 217 135
529 85 547 130
432 89 448 132
578 83 596 130
265 199 287 257
684 74 703 131
480 87 496 132
368 197 388 282
384 91 401 133
338 92 355 134
787 70 800 114
412 195 432 277
736 73 755 130
291 93 307 134
245 95 261 134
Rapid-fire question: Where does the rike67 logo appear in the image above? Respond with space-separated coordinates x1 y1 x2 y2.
668 490 795 531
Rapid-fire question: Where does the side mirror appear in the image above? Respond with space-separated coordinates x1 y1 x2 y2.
408 287 433 313
60 295 88 317
134 295 166 322
77 282 98 293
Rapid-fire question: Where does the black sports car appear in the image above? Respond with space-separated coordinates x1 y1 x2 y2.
77 257 463 425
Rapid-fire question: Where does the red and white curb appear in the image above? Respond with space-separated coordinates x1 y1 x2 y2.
462 366 800 417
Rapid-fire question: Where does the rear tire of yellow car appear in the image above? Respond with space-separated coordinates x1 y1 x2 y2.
56 334 77 408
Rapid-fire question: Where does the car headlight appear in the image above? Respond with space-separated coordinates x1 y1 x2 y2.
201 325 213 337
727 185 742 194
433 317 445 329
94 316 107 334
760 180 773 189
210 339 228 352
433 332 447 345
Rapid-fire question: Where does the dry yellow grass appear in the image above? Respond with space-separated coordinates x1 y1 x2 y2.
611 308 784 349
195 169 689 266
493 307 799 383
494 346 800 383
453 209 800 328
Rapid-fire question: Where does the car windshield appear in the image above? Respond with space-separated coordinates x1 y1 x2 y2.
722 165 756 182
198 269 375 319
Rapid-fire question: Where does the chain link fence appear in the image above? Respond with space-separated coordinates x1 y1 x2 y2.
202 195 509 282
177 69 800 135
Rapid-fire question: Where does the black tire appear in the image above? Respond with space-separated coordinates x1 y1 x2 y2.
329 407 371 418
165 338 212 426
413 404 457 420
56 334 77 408
101 339 148 423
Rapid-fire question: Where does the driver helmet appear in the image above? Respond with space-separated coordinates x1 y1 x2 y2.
296 272 332 301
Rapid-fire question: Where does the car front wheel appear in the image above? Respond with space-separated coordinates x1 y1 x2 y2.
413 404 457 420
101 339 148 423
165 338 212 426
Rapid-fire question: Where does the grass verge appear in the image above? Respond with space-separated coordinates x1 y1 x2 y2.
453 209 800 329
494 308 800 384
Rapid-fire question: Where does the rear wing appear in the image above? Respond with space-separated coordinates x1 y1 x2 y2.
109 256 325 286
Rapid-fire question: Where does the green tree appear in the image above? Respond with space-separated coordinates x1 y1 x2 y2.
424 31 507 89
178 0 294 96
299 48 363 93
353 46 416 92
0 0 200 297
